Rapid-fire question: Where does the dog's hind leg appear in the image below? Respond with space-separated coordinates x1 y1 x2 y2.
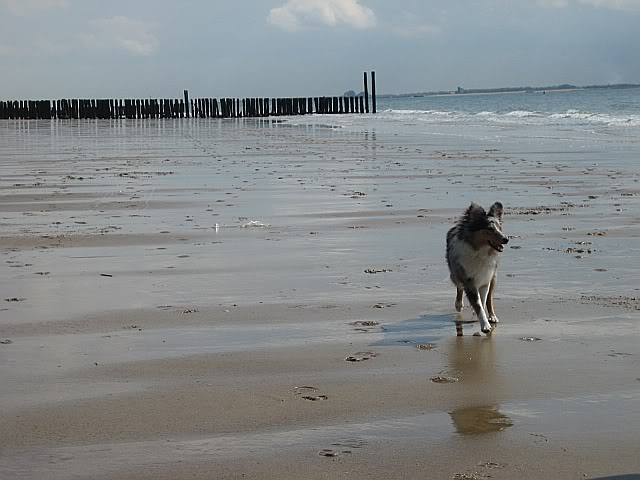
465 286 492 334
455 287 464 312
487 277 499 324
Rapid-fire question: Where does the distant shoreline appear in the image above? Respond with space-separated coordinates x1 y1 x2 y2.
378 83 640 99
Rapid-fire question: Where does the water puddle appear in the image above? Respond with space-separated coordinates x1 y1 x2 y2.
449 405 514 434
371 313 459 347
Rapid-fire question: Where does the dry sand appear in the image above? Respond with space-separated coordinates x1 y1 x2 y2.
1 118 639 479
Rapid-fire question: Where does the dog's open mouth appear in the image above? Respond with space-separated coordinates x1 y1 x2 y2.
488 241 504 252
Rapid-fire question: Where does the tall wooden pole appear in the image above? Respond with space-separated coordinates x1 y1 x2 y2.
364 72 369 113
371 71 377 114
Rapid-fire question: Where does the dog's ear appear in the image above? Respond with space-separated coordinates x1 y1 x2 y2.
464 202 485 221
488 202 504 222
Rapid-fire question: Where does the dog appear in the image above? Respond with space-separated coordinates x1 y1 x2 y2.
446 202 509 334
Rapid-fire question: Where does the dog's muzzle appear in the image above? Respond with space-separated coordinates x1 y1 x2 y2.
489 237 509 252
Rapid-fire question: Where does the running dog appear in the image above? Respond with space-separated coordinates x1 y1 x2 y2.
446 202 509 334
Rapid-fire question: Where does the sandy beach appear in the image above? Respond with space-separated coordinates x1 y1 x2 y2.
1 117 639 479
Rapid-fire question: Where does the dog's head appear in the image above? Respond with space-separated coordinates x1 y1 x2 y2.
463 202 509 252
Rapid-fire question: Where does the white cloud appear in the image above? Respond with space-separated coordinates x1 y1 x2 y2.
2 0 69 15
268 0 376 32
538 0 640 10
80 16 160 56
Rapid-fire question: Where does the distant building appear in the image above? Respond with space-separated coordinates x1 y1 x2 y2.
456 86 464 94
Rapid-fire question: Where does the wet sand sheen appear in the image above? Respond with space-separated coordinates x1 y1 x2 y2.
1 118 639 479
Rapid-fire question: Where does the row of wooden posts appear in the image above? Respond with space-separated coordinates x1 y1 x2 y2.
0 72 377 120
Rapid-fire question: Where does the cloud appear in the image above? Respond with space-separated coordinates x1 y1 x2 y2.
538 0 640 10
80 16 160 56
268 0 376 32
2 0 69 15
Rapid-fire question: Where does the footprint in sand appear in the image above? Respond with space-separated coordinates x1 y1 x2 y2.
318 449 340 457
430 375 459 383
345 351 378 362
294 386 328 401
350 320 382 333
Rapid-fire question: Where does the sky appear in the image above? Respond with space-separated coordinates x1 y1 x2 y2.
1 0 640 99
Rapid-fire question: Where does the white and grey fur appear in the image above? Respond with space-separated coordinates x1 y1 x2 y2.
446 202 509 334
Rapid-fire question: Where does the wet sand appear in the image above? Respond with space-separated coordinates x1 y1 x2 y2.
1 118 639 479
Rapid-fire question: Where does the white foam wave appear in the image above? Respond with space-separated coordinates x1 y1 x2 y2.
504 110 544 118
380 108 640 128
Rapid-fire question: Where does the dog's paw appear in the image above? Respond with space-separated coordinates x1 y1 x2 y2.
481 323 493 334
489 315 500 324
455 301 463 312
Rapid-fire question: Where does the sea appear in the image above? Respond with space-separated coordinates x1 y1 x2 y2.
377 86 640 131
284 86 640 152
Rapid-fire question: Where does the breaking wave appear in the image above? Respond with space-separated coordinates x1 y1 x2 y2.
379 108 640 128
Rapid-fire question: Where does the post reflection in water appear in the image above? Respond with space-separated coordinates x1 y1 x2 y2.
445 324 514 435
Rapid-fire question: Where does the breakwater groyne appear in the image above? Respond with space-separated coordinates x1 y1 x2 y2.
1 72 377 120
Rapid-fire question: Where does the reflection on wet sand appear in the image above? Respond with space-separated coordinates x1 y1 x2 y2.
449 405 513 434
446 328 513 434
448 332 497 385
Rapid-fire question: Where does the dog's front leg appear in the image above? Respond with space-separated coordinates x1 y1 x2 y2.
465 286 492 334
480 284 489 314
455 287 464 312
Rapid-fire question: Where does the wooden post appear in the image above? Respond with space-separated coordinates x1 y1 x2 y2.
364 72 369 113
359 96 364 113
184 90 189 118
371 71 376 114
